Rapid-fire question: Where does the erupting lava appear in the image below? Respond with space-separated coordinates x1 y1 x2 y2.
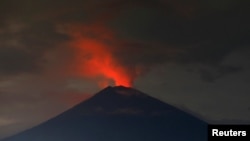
66 25 133 88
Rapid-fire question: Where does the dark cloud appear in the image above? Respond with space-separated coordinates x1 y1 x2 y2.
107 0 250 81
199 65 243 82
0 47 38 75
0 20 69 76
0 0 248 84
111 3 249 51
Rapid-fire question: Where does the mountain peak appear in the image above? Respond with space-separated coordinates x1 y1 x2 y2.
71 85 186 117
98 85 145 97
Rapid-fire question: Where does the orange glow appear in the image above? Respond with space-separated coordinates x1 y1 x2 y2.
66 24 133 88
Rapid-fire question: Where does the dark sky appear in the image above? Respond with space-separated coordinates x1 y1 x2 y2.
0 0 250 139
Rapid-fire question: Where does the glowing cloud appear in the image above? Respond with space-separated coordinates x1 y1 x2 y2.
62 24 135 88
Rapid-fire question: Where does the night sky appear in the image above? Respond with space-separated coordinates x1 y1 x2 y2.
0 0 250 139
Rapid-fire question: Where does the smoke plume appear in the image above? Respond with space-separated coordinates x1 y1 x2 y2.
58 24 143 88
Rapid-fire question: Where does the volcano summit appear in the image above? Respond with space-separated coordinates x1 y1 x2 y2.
2 86 208 141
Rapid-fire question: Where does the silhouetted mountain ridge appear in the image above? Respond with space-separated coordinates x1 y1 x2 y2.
2 86 208 141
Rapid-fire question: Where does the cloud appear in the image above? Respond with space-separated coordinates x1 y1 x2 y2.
1 0 249 80
0 47 37 75
0 118 17 127
199 65 243 82
0 20 69 76
108 2 250 81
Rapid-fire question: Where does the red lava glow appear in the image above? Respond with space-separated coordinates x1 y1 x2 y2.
67 25 133 88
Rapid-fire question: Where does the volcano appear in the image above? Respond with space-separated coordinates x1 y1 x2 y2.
2 86 208 141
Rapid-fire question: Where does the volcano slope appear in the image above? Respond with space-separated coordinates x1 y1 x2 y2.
2 86 208 141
